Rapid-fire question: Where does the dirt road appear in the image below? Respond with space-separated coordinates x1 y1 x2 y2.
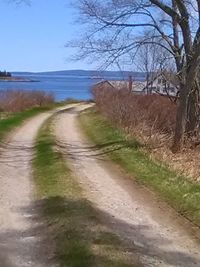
0 106 73 267
55 105 200 267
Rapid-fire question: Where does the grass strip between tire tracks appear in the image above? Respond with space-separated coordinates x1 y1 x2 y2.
79 108 200 228
33 113 140 267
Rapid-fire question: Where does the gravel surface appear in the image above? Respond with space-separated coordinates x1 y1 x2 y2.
0 106 73 267
55 105 200 267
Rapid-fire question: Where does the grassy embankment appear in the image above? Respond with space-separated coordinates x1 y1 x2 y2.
0 106 54 141
33 114 140 267
79 108 200 228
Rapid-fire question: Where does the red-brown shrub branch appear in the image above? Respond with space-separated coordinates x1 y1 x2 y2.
93 85 177 136
0 90 54 112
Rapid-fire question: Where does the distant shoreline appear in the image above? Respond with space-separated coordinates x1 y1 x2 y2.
0 77 39 82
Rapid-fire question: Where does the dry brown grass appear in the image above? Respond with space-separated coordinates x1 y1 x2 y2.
0 90 54 112
93 85 200 182
151 145 200 183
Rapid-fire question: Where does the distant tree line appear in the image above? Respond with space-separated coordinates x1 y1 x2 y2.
0 71 12 77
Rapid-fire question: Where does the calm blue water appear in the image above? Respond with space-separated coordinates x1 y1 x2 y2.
0 74 101 101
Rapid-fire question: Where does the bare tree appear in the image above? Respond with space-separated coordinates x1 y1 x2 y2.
71 0 200 151
136 43 156 95
134 41 172 94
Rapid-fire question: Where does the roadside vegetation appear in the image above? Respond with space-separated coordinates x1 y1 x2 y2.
73 0 200 152
33 114 140 267
93 86 200 183
0 90 54 112
0 90 85 142
79 108 200 228
93 85 176 136
0 106 54 142
0 90 56 141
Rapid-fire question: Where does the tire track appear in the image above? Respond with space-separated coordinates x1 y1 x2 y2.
55 105 200 267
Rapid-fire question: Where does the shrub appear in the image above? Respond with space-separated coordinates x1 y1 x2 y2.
0 90 54 112
92 85 177 136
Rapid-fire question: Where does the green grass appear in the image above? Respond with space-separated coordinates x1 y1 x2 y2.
0 106 53 141
79 108 200 228
0 100 74 141
33 115 140 267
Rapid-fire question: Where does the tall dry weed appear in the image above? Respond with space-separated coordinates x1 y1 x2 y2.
0 90 54 112
93 85 176 137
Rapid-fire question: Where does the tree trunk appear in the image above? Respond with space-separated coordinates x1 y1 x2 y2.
172 46 200 152
186 82 200 135
172 78 200 152
146 73 150 95
172 82 188 153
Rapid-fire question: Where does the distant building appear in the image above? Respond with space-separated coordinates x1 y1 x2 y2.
143 72 179 97
93 72 179 98
93 79 146 93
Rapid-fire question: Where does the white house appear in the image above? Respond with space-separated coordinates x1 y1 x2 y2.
143 72 179 97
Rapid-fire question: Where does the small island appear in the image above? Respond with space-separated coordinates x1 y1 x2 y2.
0 70 12 79
0 70 39 82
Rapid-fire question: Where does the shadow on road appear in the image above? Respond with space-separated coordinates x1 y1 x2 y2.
0 196 199 267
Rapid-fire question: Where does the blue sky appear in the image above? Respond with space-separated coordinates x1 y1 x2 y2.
0 0 94 72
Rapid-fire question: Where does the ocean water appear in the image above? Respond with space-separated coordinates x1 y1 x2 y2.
0 74 101 101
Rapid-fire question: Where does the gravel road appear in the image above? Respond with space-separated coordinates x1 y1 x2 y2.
0 106 73 267
55 105 200 267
